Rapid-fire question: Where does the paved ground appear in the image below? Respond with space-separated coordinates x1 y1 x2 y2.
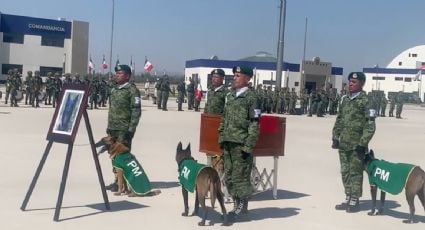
0 97 424 230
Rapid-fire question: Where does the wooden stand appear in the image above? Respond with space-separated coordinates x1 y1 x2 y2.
199 113 286 199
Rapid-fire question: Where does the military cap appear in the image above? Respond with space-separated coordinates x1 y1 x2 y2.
211 68 225 77
232 66 253 78
47 72 53 76
27 70 32 74
34 70 40 76
54 72 60 76
115 64 132 74
348 72 366 82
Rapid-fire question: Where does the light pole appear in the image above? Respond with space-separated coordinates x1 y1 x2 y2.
109 0 115 77
276 0 286 90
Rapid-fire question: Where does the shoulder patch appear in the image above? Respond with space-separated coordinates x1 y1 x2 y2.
134 96 140 105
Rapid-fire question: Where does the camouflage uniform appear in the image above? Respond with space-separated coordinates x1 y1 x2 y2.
155 78 163 108
388 95 396 117
219 87 260 200
160 77 172 111
176 80 186 111
380 95 387 117
107 82 142 150
24 71 34 105
186 78 195 110
52 73 63 108
89 76 100 109
4 70 13 104
332 91 376 200
31 71 43 107
395 92 404 119
9 70 22 107
204 85 228 115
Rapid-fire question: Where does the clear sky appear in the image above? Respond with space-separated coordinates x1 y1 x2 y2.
1 0 425 75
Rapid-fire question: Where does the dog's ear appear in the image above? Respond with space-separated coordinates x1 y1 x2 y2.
369 149 375 159
185 143 191 151
177 142 183 151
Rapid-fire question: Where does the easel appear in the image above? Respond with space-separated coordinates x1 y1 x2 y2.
20 85 110 221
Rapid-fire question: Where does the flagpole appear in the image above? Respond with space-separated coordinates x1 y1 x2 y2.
109 0 115 77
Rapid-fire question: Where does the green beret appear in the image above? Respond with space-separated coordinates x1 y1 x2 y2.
348 72 366 82
211 68 225 77
232 66 253 77
115 64 132 74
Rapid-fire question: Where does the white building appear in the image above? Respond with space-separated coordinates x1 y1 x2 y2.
0 13 89 81
185 55 343 93
363 45 425 101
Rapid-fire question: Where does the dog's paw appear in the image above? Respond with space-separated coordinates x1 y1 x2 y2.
402 219 414 224
376 208 384 215
191 210 198 216
113 192 122 196
367 210 376 216
181 211 189 217
198 221 206 226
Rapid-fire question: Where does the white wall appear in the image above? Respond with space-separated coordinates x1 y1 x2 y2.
364 73 423 96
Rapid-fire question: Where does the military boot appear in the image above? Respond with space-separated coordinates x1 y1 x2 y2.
230 197 240 213
335 195 350 210
346 197 360 213
228 198 248 222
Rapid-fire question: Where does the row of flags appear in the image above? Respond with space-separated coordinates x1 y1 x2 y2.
88 55 154 73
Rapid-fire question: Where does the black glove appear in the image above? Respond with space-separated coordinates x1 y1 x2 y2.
331 139 339 149
355 145 367 158
241 151 251 160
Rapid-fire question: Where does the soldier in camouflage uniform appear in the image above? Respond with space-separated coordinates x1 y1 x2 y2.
63 73 73 85
219 66 260 221
31 70 43 108
9 69 22 107
187 77 195 110
98 75 109 107
52 72 63 108
289 88 298 114
176 79 186 111
45 72 54 105
155 77 163 108
160 75 172 111
395 91 404 119
89 74 100 109
4 69 13 104
380 94 387 117
24 71 34 105
105 64 142 191
388 94 396 117
73 73 84 84
204 69 228 114
332 72 376 213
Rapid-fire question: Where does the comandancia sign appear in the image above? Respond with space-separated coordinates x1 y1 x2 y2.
0 13 71 38
28 23 66 32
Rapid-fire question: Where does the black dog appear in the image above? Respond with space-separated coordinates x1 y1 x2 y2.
175 142 228 226
361 150 425 223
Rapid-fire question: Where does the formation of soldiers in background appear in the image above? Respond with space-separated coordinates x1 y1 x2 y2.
3 68 114 109
252 84 405 118
2 68 406 118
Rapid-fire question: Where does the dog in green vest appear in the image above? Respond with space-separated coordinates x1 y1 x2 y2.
175 142 229 226
359 150 425 224
96 136 160 197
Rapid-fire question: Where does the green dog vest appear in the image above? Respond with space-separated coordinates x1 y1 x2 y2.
367 159 415 195
112 152 152 196
178 159 207 193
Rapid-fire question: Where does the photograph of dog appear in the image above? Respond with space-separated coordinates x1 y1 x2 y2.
360 150 425 223
96 136 160 197
175 142 228 226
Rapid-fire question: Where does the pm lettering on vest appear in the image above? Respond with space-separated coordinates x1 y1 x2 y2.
374 167 390 182
127 160 143 177
181 166 191 180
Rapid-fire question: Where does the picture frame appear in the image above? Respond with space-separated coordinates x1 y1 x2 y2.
47 84 90 144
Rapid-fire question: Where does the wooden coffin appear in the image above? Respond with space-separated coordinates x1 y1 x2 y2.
199 113 286 157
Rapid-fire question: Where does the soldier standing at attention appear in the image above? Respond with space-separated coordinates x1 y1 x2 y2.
52 72 63 108
160 75 172 111
187 77 195 110
388 94 396 117
105 64 142 191
4 69 13 104
395 91 404 119
10 69 22 107
32 71 43 108
176 79 186 111
332 72 376 213
155 77 163 109
219 66 260 222
73 73 84 84
24 71 34 105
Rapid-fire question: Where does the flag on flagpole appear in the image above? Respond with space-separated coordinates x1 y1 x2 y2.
130 56 134 72
88 57 94 72
102 55 108 69
144 56 154 72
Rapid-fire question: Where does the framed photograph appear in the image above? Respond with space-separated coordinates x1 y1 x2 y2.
47 84 89 144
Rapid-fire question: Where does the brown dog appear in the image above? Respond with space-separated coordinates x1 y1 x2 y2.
96 136 160 197
362 150 425 223
176 142 228 226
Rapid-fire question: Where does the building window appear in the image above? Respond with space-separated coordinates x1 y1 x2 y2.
294 82 299 86
394 77 403 81
404 77 412 82
40 66 63 77
372 76 385 80
2 64 23 75
3 33 24 44
41 35 65 47
398 62 402 66
412 53 418 58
